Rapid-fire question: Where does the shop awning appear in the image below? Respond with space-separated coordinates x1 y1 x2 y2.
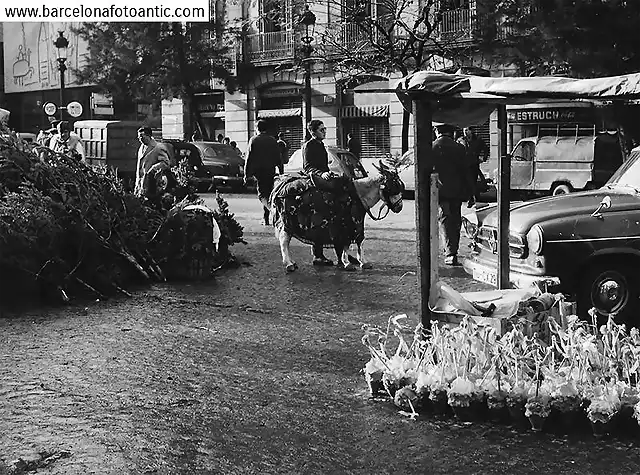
257 108 302 118
339 104 389 118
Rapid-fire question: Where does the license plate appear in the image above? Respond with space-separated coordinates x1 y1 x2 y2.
473 267 497 286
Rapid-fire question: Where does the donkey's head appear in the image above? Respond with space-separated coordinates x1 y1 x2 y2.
373 160 404 213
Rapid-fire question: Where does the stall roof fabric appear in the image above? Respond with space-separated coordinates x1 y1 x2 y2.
394 71 640 127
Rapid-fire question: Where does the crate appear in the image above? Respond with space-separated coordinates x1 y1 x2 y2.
432 299 569 342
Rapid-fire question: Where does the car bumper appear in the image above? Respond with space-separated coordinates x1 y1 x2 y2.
462 256 561 291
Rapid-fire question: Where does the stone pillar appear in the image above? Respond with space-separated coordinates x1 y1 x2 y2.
161 98 189 139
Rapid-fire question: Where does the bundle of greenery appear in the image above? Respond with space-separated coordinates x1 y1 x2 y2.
0 127 244 307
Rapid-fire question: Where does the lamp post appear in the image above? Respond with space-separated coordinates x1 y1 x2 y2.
299 6 316 138
54 31 69 120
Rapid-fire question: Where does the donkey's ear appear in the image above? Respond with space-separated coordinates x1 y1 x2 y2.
373 161 381 173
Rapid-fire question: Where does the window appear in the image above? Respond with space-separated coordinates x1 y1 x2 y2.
260 0 294 33
512 142 535 162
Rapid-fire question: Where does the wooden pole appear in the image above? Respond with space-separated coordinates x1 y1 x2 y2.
497 104 510 289
413 98 434 327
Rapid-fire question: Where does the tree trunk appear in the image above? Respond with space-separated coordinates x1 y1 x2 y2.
173 22 208 140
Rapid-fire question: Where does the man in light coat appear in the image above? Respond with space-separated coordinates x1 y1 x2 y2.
135 127 170 196
48 121 85 162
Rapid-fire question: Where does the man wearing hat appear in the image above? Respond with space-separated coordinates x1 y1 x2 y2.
433 123 475 266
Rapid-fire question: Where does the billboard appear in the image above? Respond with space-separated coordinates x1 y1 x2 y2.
3 22 90 93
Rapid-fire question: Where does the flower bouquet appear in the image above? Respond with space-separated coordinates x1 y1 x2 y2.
363 357 386 397
428 381 450 415
381 354 417 398
506 386 530 429
586 386 621 438
549 381 584 434
394 386 420 419
447 377 477 421
525 395 551 432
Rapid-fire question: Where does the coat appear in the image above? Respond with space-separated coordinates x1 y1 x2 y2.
135 139 170 195
244 132 281 178
432 135 473 201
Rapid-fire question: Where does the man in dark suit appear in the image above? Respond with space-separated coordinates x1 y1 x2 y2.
433 123 475 266
244 119 282 225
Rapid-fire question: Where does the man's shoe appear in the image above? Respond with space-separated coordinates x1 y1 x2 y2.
444 255 460 266
313 256 334 266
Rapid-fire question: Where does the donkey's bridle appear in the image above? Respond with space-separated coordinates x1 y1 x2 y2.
365 172 404 221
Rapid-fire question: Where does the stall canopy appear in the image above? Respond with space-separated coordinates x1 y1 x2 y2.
390 70 640 326
394 71 640 127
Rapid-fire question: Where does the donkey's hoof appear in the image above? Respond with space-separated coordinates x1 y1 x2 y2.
338 263 357 272
285 264 297 273
360 262 373 270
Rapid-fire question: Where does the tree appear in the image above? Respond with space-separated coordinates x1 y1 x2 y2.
478 0 640 77
73 22 238 138
315 0 476 153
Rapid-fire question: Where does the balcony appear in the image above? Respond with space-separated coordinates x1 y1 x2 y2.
245 30 296 64
435 8 516 43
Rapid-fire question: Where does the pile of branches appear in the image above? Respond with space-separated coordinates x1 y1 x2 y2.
0 128 244 307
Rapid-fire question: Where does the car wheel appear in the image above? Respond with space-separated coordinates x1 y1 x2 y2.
578 262 640 327
551 183 572 196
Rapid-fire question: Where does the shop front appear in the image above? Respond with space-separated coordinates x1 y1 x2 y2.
257 83 304 158
195 91 226 141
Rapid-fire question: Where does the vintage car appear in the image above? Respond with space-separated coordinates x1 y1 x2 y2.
462 146 640 325
285 146 367 179
162 140 245 192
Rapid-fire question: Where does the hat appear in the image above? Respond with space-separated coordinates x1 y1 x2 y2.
434 123 454 134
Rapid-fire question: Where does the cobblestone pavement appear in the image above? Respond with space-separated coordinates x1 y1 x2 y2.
2 194 638 474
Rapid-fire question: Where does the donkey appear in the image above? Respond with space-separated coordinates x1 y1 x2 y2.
271 162 405 272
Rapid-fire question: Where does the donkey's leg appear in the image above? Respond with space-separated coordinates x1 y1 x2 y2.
276 225 297 272
335 243 355 271
356 240 373 269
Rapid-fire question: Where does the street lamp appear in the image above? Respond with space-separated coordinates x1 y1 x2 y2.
54 31 69 120
299 5 316 138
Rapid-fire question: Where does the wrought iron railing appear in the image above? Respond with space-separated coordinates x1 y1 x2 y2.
245 30 296 63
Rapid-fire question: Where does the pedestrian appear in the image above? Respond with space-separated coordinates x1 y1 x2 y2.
276 132 288 172
223 136 231 145
217 133 224 143
230 140 244 158
134 126 170 197
244 119 281 226
191 128 202 141
302 119 340 266
457 126 489 199
48 121 86 162
433 123 475 266
346 132 362 160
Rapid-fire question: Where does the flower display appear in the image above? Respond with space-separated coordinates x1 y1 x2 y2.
361 308 640 436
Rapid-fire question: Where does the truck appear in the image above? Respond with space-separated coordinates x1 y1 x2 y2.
74 120 142 188
482 126 624 197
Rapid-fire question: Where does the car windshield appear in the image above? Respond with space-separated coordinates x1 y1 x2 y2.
607 149 640 190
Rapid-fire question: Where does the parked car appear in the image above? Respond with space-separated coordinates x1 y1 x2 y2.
462 145 640 326
393 149 493 198
285 146 367 179
162 140 245 192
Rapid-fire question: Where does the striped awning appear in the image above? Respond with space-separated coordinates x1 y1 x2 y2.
339 104 389 118
257 107 302 118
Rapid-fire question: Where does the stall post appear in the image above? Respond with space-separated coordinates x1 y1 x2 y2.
497 104 511 289
413 97 435 326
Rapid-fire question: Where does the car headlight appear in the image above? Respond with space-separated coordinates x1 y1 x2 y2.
526 224 544 255
462 216 478 239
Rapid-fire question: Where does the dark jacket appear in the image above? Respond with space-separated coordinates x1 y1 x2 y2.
302 138 329 176
245 132 281 178
433 135 474 200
